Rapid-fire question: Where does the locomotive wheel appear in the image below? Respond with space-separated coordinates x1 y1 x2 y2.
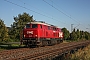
48 40 51 46
60 40 63 43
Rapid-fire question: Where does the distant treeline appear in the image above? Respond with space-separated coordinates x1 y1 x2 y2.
62 28 90 41
0 12 90 42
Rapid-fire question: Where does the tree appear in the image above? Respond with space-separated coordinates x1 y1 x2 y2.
9 12 35 40
70 29 77 41
80 31 85 40
61 28 70 40
0 19 8 42
76 29 80 40
84 31 90 40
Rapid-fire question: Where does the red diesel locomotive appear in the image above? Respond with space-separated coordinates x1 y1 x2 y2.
21 21 63 46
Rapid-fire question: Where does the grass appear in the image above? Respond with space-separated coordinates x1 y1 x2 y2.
70 44 90 60
0 42 25 51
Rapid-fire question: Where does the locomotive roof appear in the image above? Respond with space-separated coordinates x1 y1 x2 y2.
27 21 59 28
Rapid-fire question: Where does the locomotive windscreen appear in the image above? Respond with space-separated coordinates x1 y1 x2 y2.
26 24 37 28
26 24 30 28
32 24 37 28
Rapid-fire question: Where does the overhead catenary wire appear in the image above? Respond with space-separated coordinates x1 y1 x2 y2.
4 0 69 26
18 0 69 25
42 0 79 23
4 0 88 32
43 0 88 31
19 0 53 17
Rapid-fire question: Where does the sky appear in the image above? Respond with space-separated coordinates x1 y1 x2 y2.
0 0 90 32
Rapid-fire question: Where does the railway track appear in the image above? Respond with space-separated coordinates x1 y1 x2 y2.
0 40 90 60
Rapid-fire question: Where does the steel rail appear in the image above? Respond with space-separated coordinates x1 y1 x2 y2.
0 40 90 60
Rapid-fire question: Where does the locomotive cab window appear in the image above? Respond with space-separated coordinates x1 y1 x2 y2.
26 24 30 28
40 25 42 29
53 27 55 30
48 26 50 30
32 24 38 28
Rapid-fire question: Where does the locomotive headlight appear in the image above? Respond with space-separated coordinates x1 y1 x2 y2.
24 35 25 37
35 35 37 37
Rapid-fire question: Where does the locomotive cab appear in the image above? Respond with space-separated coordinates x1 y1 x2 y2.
23 23 39 46
23 24 38 38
